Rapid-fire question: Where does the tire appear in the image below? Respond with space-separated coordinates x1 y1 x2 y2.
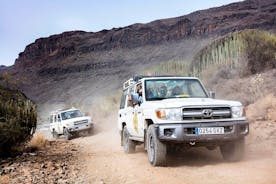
147 125 167 166
220 138 245 162
52 129 59 139
64 128 72 140
122 127 136 153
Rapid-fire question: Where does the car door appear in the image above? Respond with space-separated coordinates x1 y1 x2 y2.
51 115 57 133
53 114 62 134
118 89 128 131
125 85 137 136
57 114 62 133
133 82 144 138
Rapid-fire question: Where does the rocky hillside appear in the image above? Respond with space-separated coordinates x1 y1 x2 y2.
1 0 276 123
13 0 276 69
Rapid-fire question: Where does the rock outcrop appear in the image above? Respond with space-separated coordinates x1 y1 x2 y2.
14 0 276 69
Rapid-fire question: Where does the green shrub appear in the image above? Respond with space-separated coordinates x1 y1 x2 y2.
0 85 37 156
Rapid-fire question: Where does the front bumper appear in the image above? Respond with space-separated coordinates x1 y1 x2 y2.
155 120 249 144
68 123 94 133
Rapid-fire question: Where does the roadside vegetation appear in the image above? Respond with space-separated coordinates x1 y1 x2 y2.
0 85 37 156
192 29 276 77
146 29 276 77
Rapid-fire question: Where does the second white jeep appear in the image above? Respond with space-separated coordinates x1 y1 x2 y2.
118 76 249 166
49 107 93 140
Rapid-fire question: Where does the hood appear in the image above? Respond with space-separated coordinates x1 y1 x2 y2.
62 116 91 123
146 98 242 108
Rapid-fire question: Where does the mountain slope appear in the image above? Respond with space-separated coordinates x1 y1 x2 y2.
13 0 276 69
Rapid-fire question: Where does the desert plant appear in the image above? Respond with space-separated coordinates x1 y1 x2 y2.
191 30 276 77
0 85 37 156
242 30 276 74
28 133 47 150
249 73 264 102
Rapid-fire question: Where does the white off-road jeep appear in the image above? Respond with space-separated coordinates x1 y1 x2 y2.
118 76 249 166
49 108 93 140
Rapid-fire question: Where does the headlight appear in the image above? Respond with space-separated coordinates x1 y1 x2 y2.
156 108 182 121
231 106 244 118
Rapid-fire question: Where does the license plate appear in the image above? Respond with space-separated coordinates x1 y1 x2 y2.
196 127 224 135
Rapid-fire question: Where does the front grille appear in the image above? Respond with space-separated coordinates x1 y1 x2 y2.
74 120 88 125
182 106 231 120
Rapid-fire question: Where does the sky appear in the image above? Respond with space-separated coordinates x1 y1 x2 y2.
0 0 241 66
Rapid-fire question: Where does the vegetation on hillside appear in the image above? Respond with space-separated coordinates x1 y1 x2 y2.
0 85 37 156
191 30 276 77
147 30 276 78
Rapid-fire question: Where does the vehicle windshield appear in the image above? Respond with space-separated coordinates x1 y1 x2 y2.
145 79 208 101
61 110 83 120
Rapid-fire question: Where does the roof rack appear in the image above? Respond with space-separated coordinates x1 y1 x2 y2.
123 78 135 90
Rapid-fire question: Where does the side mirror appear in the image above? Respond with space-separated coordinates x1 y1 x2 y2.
209 91 216 99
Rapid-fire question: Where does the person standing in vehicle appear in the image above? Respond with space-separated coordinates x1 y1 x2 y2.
137 84 143 105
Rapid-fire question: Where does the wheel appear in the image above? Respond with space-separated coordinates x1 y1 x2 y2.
220 138 245 162
147 125 167 166
52 129 59 139
122 127 136 153
64 128 72 140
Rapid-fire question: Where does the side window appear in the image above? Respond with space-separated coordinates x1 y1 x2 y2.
119 90 127 109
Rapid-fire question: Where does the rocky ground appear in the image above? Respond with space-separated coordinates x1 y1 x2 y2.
0 140 85 184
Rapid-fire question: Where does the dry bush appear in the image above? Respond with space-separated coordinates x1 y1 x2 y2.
0 175 10 184
200 65 236 88
249 73 264 101
28 133 47 150
243 30 276 74
247 94 276 121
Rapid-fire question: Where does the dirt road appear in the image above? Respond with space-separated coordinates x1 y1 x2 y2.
72 112 276 184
